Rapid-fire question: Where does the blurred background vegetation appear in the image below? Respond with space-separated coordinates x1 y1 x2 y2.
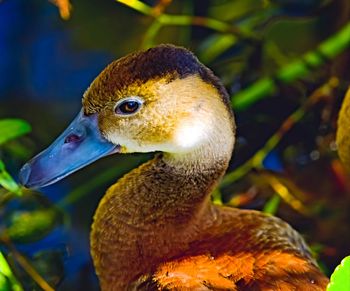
1 0 350 290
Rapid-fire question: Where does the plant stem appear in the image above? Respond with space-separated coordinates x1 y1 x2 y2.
1 238 54 291
117 0 153 15
116 0 256 40
221 77 338 187
232 21 350 111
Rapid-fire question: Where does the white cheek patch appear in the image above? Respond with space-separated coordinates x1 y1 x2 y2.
104 131 177 153
174 118 210 150
103 114 215 154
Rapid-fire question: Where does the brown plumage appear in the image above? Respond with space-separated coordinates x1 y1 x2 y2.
91 155 328 290
86 45 328 290
21 44 329 290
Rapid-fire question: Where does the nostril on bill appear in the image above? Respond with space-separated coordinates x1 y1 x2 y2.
19 163 31 186
64 133 81 144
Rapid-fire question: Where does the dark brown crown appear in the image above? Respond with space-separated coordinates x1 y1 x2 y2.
83 44 231 113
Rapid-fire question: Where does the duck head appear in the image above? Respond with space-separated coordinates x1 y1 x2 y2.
19 44 235 188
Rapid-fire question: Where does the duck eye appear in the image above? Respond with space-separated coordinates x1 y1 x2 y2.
115 98 142 115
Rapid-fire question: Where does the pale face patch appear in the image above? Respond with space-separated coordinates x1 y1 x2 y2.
173 118 210 151
97 75 235 157
104 131 178 154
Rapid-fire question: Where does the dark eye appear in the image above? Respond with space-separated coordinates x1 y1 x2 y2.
115 98 142 115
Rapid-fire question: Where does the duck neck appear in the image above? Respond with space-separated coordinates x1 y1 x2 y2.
91 131 234 288
138 151 229 224
157 148 230 221
95 142 232 227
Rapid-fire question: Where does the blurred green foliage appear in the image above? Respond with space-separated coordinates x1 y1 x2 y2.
0 120 31 147
1 0 350 289
0 119 31 195
5 207 62 244
0 120 59 290
0 249 22 291
327 256 350 291
0 161 21 196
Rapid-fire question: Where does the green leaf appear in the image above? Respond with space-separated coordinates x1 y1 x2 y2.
0 160 21 196
0 251 23 291
263 194 281 215
198 34 237 63
0 252 12 282
337 88 350 173
5 209 61 243
0 119 31 145
327 256 350 291
211 188 223 205
0 272 11 291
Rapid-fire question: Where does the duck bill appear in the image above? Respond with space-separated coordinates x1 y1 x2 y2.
19 110 119 188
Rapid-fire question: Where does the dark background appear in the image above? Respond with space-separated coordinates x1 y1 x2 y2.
1 0 350 289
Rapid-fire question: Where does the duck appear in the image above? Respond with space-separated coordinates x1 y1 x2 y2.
19 44 329 290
